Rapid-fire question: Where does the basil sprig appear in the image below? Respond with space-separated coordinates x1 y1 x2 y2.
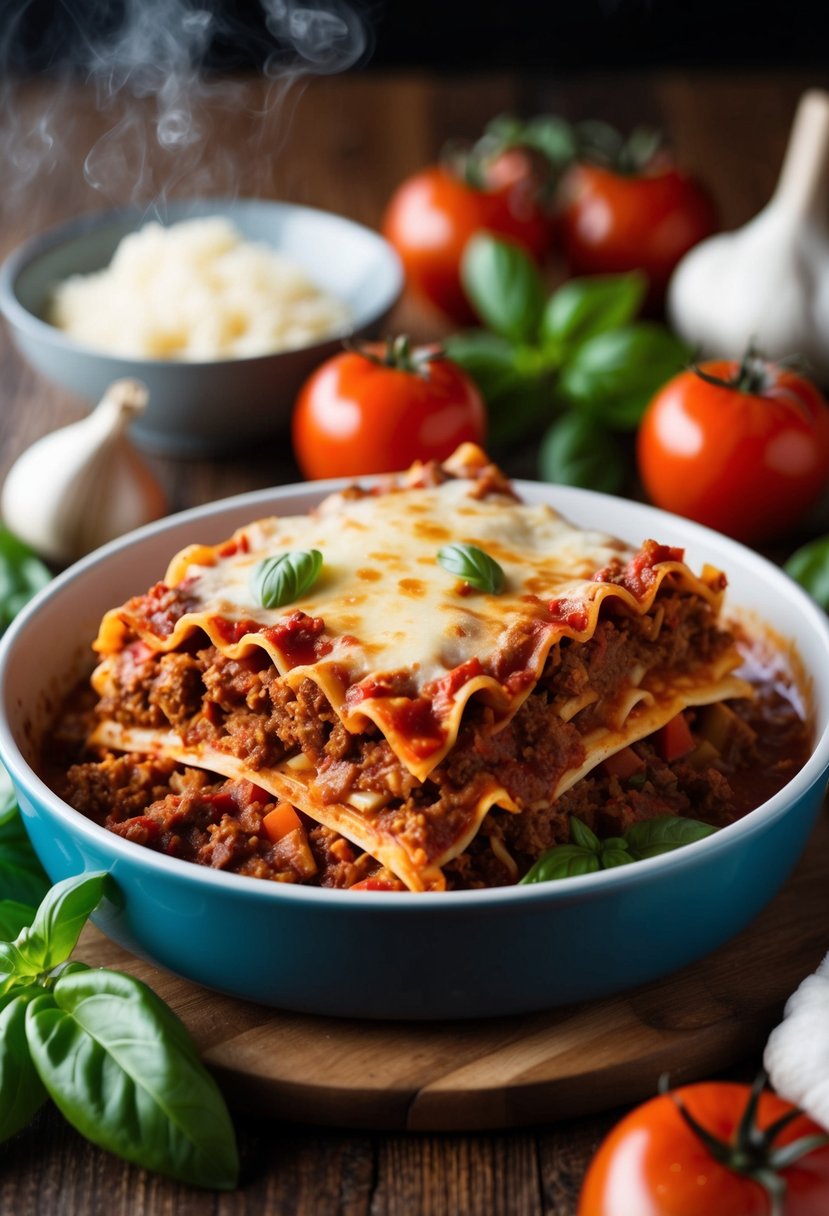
252 548 323 609
437 543 506 593
444 234 690 489
0 869 239 1189
520 814 717 884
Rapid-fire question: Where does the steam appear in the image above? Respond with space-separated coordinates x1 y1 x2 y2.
0 1 373 229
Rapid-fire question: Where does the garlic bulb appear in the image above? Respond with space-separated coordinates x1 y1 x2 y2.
764 950 829 1129
668 89 829 383
1 379 167 565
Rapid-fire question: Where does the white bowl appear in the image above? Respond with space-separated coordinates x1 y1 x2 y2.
0 199 403 457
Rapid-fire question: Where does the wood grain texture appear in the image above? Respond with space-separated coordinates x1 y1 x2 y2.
2 65 829 1216
67 809 829 1134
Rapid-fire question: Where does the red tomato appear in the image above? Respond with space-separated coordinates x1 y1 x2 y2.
560 161 716 306
291 338 486 480
579 1082 829 1216
637 355 829 543
382 162 553 324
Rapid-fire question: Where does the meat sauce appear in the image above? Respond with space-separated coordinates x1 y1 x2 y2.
46 633 812 891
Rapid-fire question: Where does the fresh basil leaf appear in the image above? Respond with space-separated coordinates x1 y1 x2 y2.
624 815 717 860
0 938 41 994
0 988 48 1143
540 274 646 354
0 812 51 906
0 900 36 941
0 764 18 828
16 872 110 974
539 413 626 494
0 528 51 633
559 324 691 430
251 549 322 610
437 543 505 594
461 234 546 343
443 330 524 400
600 848 635 869
569 817 601 852
26 969 239 1190
520 845 601 884
784 536 829 611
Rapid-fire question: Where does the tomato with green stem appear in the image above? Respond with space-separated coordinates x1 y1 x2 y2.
291 336 486 480
579 1076 829 1216
559 127 716 308
637 350 829 543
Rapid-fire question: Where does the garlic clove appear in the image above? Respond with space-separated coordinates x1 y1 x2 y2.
764 950 829 1130
667 89 829 383
1 379 168 566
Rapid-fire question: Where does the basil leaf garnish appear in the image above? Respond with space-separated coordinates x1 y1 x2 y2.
624 815 717 860
437 543 506 594
520 815 718 884
26 969 239 1189
252 548 323 609
520 845 601 884
569 816 601 852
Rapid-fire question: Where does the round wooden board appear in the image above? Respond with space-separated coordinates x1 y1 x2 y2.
75 810 829 1132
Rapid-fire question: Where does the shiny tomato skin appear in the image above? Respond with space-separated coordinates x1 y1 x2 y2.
578 1083 829 1216
561 162 717 305
291 345 486 480
637 360 829 543
382 164 552 323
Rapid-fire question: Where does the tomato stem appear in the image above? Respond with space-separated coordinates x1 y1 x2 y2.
347 335 443 378
660 1072 829 1216
690 343 774 395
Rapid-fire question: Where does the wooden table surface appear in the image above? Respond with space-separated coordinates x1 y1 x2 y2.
1 65 828 1215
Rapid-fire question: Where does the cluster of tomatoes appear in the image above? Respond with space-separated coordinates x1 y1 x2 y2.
381 134 716 324
292 118 829 548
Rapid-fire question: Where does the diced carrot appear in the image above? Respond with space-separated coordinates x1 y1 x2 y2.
349 876 401 892
656 712 695 762
602 746 646 780
262 801 302 843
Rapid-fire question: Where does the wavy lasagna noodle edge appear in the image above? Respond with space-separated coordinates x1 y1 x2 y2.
85 444 752 892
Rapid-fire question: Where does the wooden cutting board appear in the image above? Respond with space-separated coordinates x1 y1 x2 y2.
75 811 829 1131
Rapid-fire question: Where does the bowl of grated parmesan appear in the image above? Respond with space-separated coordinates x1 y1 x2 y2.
0 199 403 457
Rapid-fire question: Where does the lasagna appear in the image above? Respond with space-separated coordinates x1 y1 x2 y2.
49 444 810 891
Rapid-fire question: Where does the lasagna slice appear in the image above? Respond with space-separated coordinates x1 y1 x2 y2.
77 444 750 891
